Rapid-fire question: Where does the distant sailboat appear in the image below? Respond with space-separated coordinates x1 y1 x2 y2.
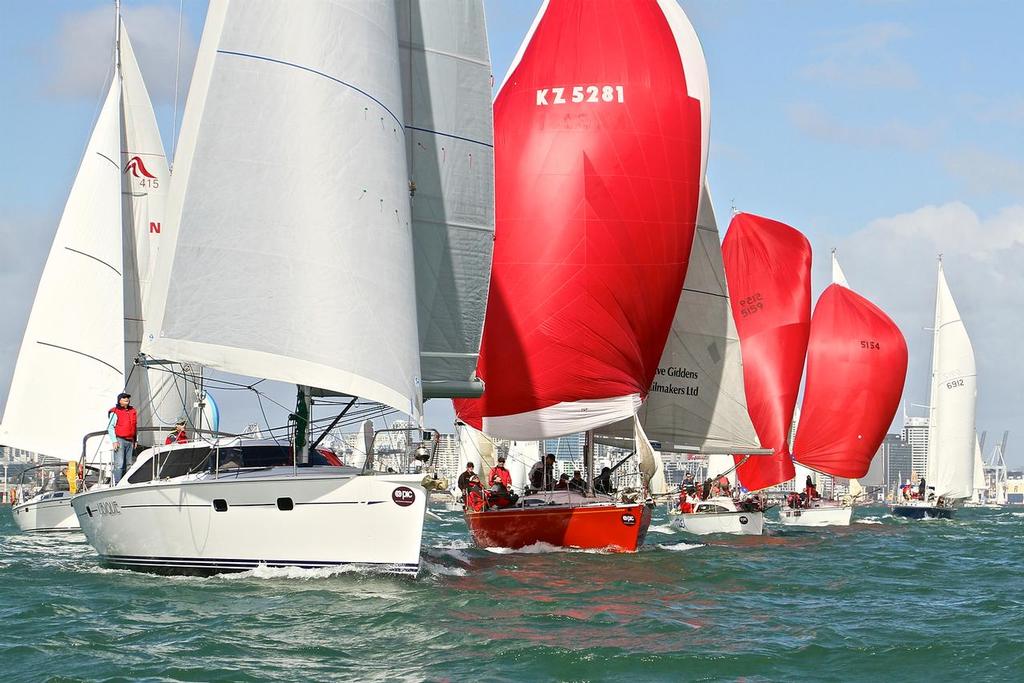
72 0 495 574
783 251 908 527
455 0 711 551
722 212 812 491
4 12 187 532
892 259 977 519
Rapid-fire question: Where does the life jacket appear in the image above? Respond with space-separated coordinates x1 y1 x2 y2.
466 488 486 512
165 431 188 445
109 406 138 440
489 466 512 488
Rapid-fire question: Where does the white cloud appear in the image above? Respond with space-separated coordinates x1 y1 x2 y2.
834 202 1024 464
800 22 918 89
943 146 1024 199
788 102 938 150
39 3 197 104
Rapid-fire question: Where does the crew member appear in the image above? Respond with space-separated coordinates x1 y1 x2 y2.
107 392 138 484
165 419 189 445
568 470 587 493
489 455 512 489
593 467 614 494
679 490 693 514
804 475 819 507
457 462 477 499
529 453 556 491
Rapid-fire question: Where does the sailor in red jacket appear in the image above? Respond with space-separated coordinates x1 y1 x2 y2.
488 455 512 488
107 392 138 484
165 419 189 445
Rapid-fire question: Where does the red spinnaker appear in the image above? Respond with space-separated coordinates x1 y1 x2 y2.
456 0 707 439
722 213 811 490
792 285 908 478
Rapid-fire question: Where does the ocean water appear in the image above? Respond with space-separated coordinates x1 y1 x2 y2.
2 505 1022 682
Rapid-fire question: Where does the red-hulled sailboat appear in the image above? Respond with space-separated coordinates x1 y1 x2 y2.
454 0 711 552
782 252 908 526
722 213 812 492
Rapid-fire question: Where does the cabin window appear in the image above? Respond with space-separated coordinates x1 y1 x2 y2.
213 499 228 512
277 497 294 511
696 504 729 513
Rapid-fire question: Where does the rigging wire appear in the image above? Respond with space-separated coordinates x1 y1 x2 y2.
170 0 184 167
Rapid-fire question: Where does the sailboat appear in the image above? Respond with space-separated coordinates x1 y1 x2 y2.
721 212 812 494
891 259 977 519
454 0 711 551
783 251 908 526
4 10 188 532
71 0 495 574
601 184 771 536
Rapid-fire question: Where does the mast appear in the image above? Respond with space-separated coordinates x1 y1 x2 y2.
925 256 942 500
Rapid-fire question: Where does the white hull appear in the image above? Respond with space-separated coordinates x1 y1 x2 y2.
671 498 764 536
72 467 428 575
12 493 80 532
778 504 853 527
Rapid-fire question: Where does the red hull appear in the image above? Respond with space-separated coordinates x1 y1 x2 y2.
465 503 652 552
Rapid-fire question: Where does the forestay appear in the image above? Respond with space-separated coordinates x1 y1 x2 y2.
398 0 494 396
144 1 423 417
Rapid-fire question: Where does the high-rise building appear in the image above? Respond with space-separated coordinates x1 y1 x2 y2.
902 417 929 479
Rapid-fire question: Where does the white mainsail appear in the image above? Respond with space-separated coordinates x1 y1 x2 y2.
118 20 193 439
596 184 761 455
143 1 424 418
398 0 494 396
0 73 124 460
925 261 977 501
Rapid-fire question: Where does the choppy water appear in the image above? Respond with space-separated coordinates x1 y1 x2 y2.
2 505 1022 682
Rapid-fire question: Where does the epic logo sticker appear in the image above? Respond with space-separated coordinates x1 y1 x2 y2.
392 486 416 507
739 515 749 525
621 513 636 526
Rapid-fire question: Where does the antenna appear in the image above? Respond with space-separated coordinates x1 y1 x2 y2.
114 0 121 72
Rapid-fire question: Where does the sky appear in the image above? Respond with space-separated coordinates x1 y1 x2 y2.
1 1 1021 465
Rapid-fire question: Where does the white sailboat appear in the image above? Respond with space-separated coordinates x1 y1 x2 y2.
4 12 181 532
72 0 494 575
892 259 977 519
598 185 769 536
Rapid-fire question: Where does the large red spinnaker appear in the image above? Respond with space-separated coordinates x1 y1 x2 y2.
456 0 708 439
722 213 811 490
792 284 908 478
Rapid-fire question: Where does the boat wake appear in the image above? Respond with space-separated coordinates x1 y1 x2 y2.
218 563 396 581
647 524 675 535
484 542 614 555
419 560 468 578
856 517 883 525
656 541 704 552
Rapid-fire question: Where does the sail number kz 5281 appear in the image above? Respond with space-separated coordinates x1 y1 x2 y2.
537 85 625 106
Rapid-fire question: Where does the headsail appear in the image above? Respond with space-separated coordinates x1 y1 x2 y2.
925 261 977 501
398 0 495 397
1 73 124 458
595 184 761 454
455 0 709 439
791 282 908 478
143 1 423 417
722 212 811 490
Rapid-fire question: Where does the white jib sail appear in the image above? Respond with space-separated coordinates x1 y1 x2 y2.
971 433 986 501
926 262 977 501
398 0 494 393
0 73 125 460
118 20 193 439
143 1 423 418
597 184 761 454
457 420 493 479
